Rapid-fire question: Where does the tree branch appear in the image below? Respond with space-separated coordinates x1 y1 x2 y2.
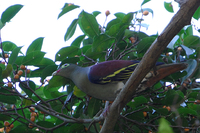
100 0 200 132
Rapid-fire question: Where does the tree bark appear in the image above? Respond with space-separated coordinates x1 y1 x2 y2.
100 0 200 132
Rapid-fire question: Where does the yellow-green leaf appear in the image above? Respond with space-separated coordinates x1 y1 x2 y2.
73 86 86 98
2 64 13 78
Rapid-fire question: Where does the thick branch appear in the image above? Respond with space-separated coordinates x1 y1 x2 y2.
100 0 200 132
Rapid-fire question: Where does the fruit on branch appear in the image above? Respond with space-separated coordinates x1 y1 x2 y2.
53 60 187 101
143 10 149 16
177 47 182 51
165 53 170 56
26 69 31 74
2 107 7 111
7 82 13 88
14 74 19 79
4 121 10 127
20 65 26 70
184 128 189 132
163 106 171 111
30 116 35 122
31 112 38 117
4 54 9 58
29 107 35 112
9 124 14 129
17 70 23 76
11 105 15 109
5 127 11 133
105 10 110 16
40 111 45 114
28 123 33 128
143 111 147 117
129 37 136 44
68 3 73 6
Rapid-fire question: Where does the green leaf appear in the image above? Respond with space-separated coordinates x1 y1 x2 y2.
9 124 32 132
106 23 122 37
29 68 44 77
114 12 126 20
26 37 44 55
106 18 121 31
121 12 134 25
62 123 85 133
74 102 85 118
0 63 5 70
36 121 54 128
155 108 169 115
1 4 23 24
0 114 11 121
41 65 58 81
34 57 55 68
107 23 128 43
136 37 156 54
2 41 17 52
8 46 22 64
141 0 151 6
167 71 187 80
178 107 198 116
188 92 198 99
164 2 174 13
55 46 79 61
83 37 93 46
92 34 115 52
124 30 148 40
193 7 200 20
127 96 147 108
107 12 133 43
0 95 17 104
0 20 5 29
65 19 78 41
165 90 184 105
79 11 100 38
0 88 17 104
47 76 70 91
2 64 13 78
19 80 35 98
0 67 2 79
181 59 197 83
14 56 24 66
158 118 174 133
60 57 80 66
22 99 32 107
85 48 104 60
71 35 86 47
184 25 193 37
87 98 101 118
92 11 101 17
33 86 45 101
22 51 45 65
58 3 80 19
183 35 200 48
108 13 134 40
81 45 92 54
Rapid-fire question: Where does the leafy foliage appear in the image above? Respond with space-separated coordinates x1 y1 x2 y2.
0 1 200 133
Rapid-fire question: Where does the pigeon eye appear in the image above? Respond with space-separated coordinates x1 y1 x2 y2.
62 63 70 68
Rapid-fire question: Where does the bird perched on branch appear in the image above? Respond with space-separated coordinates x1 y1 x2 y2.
53 60 187 101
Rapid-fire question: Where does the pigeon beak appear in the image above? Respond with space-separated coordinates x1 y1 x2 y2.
52 71 58 76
